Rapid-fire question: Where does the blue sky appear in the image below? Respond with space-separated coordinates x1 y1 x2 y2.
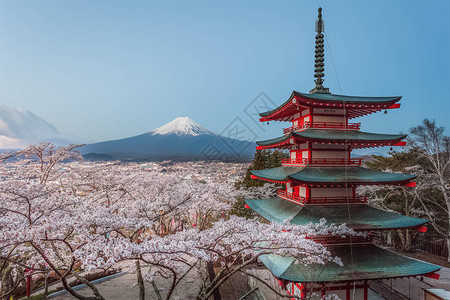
0 0 449 143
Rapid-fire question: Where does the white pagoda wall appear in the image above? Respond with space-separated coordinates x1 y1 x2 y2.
298 186 307 197
312 144 346 150
312 108 345 116
310 187 352 197
290 145 350 160
311 150 348 159
286 182 293 194
312 115 347 123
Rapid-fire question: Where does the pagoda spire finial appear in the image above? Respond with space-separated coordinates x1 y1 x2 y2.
310 7 330 94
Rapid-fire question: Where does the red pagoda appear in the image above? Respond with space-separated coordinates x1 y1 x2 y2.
245 7 441 300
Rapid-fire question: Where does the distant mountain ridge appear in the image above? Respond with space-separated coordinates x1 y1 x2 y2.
0 107 255 162
0 105 388 163
80 117 255 162
0 105 74 148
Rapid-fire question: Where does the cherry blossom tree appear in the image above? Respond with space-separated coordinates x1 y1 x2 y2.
78 214 351 300
408 119 450 261
0 143 350 300
17 142 83 183
64 164 239 299
362 151 426 252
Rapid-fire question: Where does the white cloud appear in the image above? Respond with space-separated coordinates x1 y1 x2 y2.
0 135 29 149
0 105 75 149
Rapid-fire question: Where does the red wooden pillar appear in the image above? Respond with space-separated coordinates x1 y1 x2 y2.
307 141 312 159
306 185 311 201
345 107 351 161
293 185 300 197
321 284 326 297
26 274 31 297
352 186 356 202
364 280 368 300
346 282 350 300
301 283 307 299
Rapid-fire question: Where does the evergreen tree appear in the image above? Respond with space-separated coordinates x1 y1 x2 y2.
232 150 288 218
229 197 254 219
238 150 287 188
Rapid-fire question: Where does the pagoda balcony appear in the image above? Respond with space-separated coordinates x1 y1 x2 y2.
277 190 307 205
281 157 362 166
283 121 361 134
277 190 367 205
308 195 367 205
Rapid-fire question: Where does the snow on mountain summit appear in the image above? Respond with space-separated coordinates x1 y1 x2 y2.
151 117 214 136
81 116 255 161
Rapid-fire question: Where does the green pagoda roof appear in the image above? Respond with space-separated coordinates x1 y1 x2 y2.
294 91 401 104
251 166 416 184
259 244 440 283
245 197 427 230
259 91 401 118
256 130 406 147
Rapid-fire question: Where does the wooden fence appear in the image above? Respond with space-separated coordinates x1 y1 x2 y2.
373 232 449 259
414 240 448 258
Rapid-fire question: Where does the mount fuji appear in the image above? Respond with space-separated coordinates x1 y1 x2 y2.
80 117 256 162
151 117 213 136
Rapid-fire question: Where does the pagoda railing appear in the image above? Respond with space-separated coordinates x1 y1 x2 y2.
277 190 307 205
277 190 367 205
283 121 361 134
281 158 362 166
312 235 372 245
308 195 367 204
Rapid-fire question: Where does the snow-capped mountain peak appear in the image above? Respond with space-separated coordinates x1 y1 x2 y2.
81 115 254 161
0 105 74 149
151 117 214 136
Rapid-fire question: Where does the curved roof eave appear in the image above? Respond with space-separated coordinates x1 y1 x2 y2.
259 91 402 119
250 166 416 185
293 91 402 104
245 198 428 230
255 130 407 147
251 166 301 182
258 244 440 283
259 92 296 118
256 133 292 146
